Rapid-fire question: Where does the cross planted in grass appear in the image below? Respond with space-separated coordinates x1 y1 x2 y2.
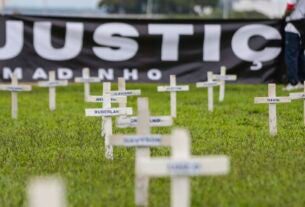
0 74 32 119
110 97 172 207
254 84 291 136
85 82 133 160
138 128 230 207
157 75 189 118
38 71 68 111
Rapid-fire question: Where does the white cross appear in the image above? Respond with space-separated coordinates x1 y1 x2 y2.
254 84 291 136
74 68 100 101
290 81 305 126
138 128 230 207
28 177 66 207
38 71 68 111
213 66 237 102
196 72 220 112
110 97 172 206
0 74 32 119
157 75 189 118
85 82 133 160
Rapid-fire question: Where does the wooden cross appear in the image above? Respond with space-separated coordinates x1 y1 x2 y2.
38 71 68 111
138 128 230 207
28 177 66 207
196 71 220 112
213 66 237 102
157 75 189 118
254 84 291 136
290 81 305 126
110 98 172 207
0 74 32 119
74 68 100 101
85 82 133 160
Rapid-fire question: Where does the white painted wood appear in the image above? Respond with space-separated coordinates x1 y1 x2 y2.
137 128 230 207
254 84 291 136
108 90 141 97
86 96 126 103
74 68 100 101
118 77 127 108
109 98 172 207
212 66 237 102
28 177 66 207
85 82 133 160
11 75 18 119
116 116 173 128
38 71 68 111
49 71 56 111
157 75 189 118
85 108 133 117
196 72 220 112
157 86 190 92
0 74 32 119
290 81 305 126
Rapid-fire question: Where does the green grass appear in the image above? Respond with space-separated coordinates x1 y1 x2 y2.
0 83 305 207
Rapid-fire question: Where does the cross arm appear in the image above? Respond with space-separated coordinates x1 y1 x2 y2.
213 74 237 81
157 86 189 92
254 97 291 104
38 80 68 87
196 81 220 88
0 85 32 92
109 134 172 147
289 92 305 100
116 116 173 128
85 107 133 117
108 90 141 97
138 156 230 177
74 77 100 83
86 96 127 103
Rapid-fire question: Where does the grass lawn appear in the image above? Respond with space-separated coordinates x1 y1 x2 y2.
0 83 305 207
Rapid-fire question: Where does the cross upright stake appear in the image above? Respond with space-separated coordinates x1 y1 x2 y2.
254 84 291 136
85 82 133 160
38 71 68 111
138 128 230 207
290 81 305 126
74 68 100 101
0 74 32 119
157 75 189 118
196 72 220 112
110 98 172 206
213 66 237 102
28 177 66 207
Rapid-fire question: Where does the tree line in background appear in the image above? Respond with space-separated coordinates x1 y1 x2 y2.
98 0 267 18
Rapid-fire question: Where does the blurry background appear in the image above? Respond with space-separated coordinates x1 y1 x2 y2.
1 0 287 19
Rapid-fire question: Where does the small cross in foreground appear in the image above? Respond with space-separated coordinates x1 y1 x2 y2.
38 71 68 111
28 176 66 207
0 74 32 119
110 97 172 206
85 82 133 160
196 71 220 112
213 66 237 102
290 81 305 126
74 68 100 101
157 75 189 118
254 84 291 136
138 128 230 207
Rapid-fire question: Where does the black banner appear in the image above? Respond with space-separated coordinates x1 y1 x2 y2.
0 15 285 83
